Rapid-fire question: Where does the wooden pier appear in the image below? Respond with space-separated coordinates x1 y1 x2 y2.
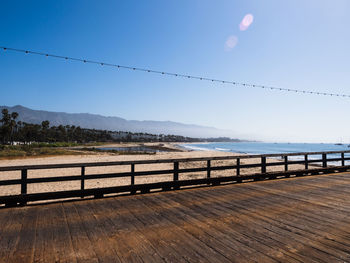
1 150 350 206
1 171 350 262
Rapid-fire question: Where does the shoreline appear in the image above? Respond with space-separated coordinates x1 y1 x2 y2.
1 141 345 163
0 142 331 197
0 146 236 196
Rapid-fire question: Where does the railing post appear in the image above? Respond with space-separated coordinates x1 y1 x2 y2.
131 163 136 194
322 153 327 168
236 158 240 176
21 169 27 195
20 169 27 206
341 153 345 166
174 162 179 181
207 160 211 179
131 164 135 185
284 156 288 171
305 155 308 170
174 162 179 190
261 157 266 174
81 166 85 198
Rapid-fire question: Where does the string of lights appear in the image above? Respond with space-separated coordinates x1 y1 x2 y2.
1 46 349 98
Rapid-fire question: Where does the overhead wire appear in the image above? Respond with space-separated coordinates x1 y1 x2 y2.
1 46 348 98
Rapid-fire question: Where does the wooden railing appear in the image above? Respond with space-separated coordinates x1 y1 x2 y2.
1 150 350 207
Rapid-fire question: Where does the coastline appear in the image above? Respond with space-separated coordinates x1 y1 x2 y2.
0 142 328 197
0 143 236 196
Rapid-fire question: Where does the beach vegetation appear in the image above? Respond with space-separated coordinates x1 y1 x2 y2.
0 108 244 149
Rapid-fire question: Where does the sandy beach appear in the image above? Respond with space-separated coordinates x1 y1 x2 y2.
0 143 306 197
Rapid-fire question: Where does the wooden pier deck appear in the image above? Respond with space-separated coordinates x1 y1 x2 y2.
1 172 350 263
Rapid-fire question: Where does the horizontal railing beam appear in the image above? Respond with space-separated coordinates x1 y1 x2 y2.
1 150 350 171
0 150 349 206
1 165 350 205
1 158 349 186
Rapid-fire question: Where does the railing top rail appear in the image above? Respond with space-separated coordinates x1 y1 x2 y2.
0 149 349 172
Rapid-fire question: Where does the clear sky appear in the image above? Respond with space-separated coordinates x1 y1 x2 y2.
1 0 349 143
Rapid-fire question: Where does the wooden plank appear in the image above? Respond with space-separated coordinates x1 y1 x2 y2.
213 183 350 260
3 172 350 262
301 174 350 198
155 193 283 262
248 176 350 212
231 188 350 256
248 179 350 223
115 195 204 262
282 178 350 206
32 205 56 263
150 189 286 262
72 201 125 263
32 203 78 263
0 208 24 262
93 198 185 262
162 189 304 263
91 199 168 262
61 202 99 263
191 185 347 262
126 194 234 263
8 207 38 263
49 203 78 263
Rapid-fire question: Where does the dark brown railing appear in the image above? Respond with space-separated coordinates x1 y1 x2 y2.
1 150 350 207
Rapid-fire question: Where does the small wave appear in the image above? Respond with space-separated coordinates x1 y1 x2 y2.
181 145 212 151
215 147 230 151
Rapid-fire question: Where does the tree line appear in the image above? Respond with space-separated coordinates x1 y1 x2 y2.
0 109 113 144
0 108 242 145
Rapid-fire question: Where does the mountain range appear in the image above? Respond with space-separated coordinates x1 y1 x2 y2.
0 105 236 138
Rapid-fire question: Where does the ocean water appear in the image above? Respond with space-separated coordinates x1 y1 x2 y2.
180 142 350 164
181 142 349 155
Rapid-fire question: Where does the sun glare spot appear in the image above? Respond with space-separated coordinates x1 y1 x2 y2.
239 14 254 31
225 35 238 51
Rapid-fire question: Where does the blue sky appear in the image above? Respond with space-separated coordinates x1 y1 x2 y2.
1 0 349 142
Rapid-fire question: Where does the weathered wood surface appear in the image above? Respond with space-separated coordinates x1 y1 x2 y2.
2 172 350 262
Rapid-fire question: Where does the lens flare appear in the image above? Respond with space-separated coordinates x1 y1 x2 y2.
239 14 254 31
225 35 238 51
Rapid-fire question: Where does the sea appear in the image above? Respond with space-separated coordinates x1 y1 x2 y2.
180 142 350 165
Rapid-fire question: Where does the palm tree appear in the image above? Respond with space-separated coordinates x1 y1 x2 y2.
1 109 11 144
9 112 19 144
41 121 50 142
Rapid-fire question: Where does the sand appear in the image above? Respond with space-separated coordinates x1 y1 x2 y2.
0 143 306 197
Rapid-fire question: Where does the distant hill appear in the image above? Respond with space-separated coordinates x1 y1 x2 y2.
0 105 237 138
